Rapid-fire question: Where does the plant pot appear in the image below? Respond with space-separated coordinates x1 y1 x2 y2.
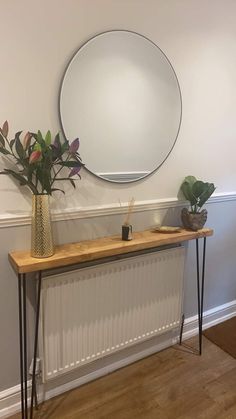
31 194 54 258
181 208 207 231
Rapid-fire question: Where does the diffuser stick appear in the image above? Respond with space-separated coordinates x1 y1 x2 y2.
124 197 135 226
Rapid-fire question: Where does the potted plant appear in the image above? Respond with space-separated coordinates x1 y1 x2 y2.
0 121 83 257
180 175 216 231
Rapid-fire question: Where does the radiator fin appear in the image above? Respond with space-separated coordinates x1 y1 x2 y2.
41 246 185 380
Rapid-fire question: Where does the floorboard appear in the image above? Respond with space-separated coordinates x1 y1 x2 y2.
10 336 236 418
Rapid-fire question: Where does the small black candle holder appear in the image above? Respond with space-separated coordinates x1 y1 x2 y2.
122 224 132 241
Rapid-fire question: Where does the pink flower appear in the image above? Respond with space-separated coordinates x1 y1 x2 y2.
29 150 42 164
69 166 81 177
69 138 80 154
1 121 9 137
23 132 32 150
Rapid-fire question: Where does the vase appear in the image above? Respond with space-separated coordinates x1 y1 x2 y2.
181 208 207 231
31 194 54 258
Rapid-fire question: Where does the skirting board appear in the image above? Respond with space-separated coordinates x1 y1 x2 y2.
1 299 236 418
182 299 236 339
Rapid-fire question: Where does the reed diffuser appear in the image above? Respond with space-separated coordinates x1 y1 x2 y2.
122 197 135 241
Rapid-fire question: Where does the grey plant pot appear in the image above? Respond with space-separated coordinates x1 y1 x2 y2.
181 208 208 231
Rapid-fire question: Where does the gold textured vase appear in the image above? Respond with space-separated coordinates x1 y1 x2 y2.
31 194 54 258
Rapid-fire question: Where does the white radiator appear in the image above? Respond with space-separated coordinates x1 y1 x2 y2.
40 246 185 381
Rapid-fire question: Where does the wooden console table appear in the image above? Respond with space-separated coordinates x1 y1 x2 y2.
9 227 213 419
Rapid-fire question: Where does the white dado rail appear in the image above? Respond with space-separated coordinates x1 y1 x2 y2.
1 192 235 227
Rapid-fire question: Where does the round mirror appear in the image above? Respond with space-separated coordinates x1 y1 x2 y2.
59 30 182 183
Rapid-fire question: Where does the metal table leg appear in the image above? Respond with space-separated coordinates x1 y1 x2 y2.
30 271 42 419
197 237 206 355
23 275 28 418
18 271 42 419
18 273 28 418
179 314 185 345
18 274 25 419
179 237 207 355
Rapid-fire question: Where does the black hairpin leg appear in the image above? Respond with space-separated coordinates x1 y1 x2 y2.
34 383 38 410
179 314 185 345
30 271 42 419
18 273 28 419
179 237 207 355
18 271 42 419
197 237 206 355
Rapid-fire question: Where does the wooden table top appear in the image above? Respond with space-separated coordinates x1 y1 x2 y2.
9 228 213 274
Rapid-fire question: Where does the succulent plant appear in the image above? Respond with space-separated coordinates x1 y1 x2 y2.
181 175 216 213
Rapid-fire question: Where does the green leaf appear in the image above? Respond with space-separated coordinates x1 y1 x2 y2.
36 130 44 145
192 181 205 198
0 169 28 185
69 178 76 188
181 181 197 206
181 175 216 211
33 130 46 148
0 132 5 147
61 139 69 154
10 139 15 149
45 131 51 146
59 161 82 168
35 166 51 194
1 169 38 194
43 158 52 172
27 165 34 183
74 155 84 167
198 183 216 208
30 132 38 141
35 166 43 186
54 133 61 147
51 133 62 160
15 132 25 160
0 147 11 155
43 175 52 195
183 176 197 187
33 143 42 152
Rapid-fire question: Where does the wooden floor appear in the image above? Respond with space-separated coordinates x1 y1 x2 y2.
11 336 236 419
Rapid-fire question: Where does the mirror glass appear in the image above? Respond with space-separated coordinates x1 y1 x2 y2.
59 31 182 182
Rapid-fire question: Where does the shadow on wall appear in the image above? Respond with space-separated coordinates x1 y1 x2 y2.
161 206 184 227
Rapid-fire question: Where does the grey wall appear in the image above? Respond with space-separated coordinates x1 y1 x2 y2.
1 199 236 391
1 0 236 393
